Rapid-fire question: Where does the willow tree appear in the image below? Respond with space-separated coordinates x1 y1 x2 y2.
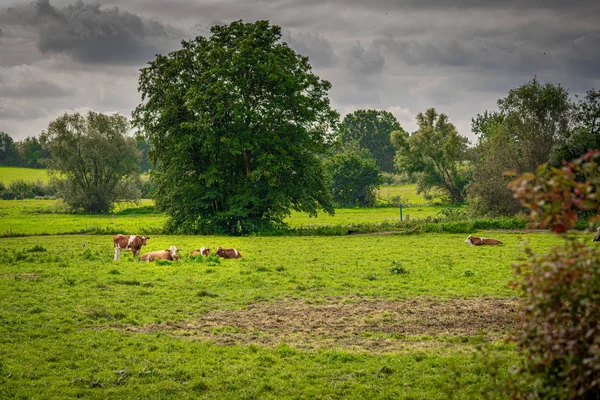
42 112 140 213
133 20 338 234
392 108 470 203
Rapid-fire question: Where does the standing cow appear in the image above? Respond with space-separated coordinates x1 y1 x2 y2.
216 246 242 259
113 234 149 261
140 246 179 262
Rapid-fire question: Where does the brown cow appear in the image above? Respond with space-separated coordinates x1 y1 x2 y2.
594 227 600 242
140 246 179 262
113 234 149 261
465 235 503 246
190 246 211 257
216 246 242 259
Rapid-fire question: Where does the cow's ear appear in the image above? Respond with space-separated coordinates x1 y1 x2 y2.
146 236 150 240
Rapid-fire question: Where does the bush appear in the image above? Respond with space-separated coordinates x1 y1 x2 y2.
501 150 600 398
0 180 56 199
139 180 157 199
326 145 382 207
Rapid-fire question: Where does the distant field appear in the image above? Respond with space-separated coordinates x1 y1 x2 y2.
0 167 50 184
376 184 446 205
286 205 455 227
0 199 454 236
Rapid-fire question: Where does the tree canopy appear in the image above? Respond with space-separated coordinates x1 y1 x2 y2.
326 145 382 207
132 20 339 234
392 108 470 203
338 110 403 173
467 78 578 215
42 112 141 213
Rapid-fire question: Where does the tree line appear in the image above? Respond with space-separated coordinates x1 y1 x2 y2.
3 20 599 231
0 131 153 173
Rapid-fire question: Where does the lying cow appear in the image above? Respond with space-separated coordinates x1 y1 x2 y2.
465 235 503 246
113 234 149 261
594 227 600 242
140 246 179 262
216 246 242 259
190 246 210 256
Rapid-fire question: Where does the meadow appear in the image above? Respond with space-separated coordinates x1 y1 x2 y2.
0 166 50 184
0 232 563 399
0 199 456 237
0 175 552 398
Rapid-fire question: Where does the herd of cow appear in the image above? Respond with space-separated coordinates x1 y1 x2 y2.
112 234 242 262
113 229 600 262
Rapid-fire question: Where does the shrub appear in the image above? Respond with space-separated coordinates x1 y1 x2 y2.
0 180 56 200
501 150 600 398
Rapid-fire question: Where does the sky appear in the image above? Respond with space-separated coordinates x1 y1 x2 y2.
0 0 599 143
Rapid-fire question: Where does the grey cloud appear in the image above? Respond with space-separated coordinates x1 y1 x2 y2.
1 0 175 64
0 79 72 98
343 42 385 76
282 30 336 68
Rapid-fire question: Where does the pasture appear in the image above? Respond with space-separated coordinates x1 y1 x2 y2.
0 230 564 398
0 199 456 237
0 167 50 184
0 174 545 398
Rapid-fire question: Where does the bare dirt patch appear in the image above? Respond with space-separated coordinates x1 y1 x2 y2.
118 297 518 352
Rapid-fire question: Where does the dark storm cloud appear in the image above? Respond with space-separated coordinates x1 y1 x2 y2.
1 0 174 64
343 42 385 76
282 30 336 68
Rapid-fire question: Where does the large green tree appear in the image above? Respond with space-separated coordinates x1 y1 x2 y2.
338 110 404 172
467 78 578 215
42 112 141 213
548 88 600 168
392 108 470 203
132 20 339 234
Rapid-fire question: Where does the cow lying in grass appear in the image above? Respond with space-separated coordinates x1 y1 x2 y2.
190 246 210 256
594 227 600 242
140 246 179 262
216 246 242 259
464 235 503 246
113 234 149 261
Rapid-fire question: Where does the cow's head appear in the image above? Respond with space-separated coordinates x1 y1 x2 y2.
168 245 179 260
139 236 149 246
216 246 224 256
202 247 211 256
465 235 473 245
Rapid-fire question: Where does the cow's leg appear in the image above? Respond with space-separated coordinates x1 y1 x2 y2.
133 249 138 262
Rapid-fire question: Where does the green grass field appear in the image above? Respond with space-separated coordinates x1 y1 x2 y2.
0 179 543 398
0 166 50 184
0 231 562 398
0 199 456 237
376 184 446 205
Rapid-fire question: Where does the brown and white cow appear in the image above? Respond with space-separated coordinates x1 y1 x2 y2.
594 227 600 242
140 246 179 262
465 235 503 246
190 246 211 257
113 234 149 261
216 246 242 259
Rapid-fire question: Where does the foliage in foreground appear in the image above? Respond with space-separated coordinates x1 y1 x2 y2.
503 150 600 399
133 20 338 235
42 112 141 213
